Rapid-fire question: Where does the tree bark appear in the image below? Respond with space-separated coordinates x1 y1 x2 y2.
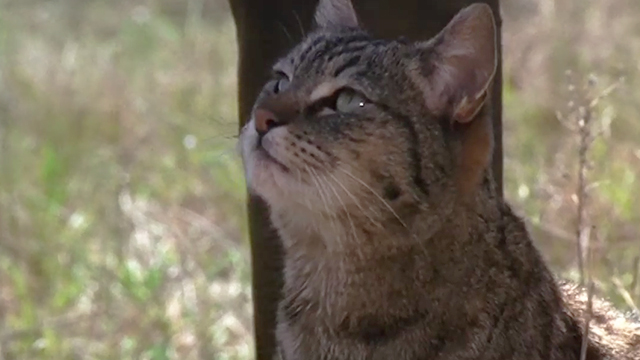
228 1 502 359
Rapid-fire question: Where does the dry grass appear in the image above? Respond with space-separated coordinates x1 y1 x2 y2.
503 0 640 310
0 0 250 358
0 0 638 359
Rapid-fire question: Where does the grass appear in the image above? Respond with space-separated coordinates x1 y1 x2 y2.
0 0 638 359
0 0 250 358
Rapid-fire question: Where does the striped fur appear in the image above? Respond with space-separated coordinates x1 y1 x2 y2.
239 1 640 359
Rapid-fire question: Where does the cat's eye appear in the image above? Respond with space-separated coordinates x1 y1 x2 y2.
335 89 367 113
271 76 290 94
306 88 370 116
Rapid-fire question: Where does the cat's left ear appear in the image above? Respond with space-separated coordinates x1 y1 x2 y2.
412 3 497 123
314 0 360 29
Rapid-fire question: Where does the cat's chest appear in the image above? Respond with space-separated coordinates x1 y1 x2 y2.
276 320 424 360
275 295 446 360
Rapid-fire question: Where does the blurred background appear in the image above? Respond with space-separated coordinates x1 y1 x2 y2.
0 0 638 359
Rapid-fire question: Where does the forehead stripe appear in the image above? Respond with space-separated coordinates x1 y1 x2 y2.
325 39 388 63
332 55 362 77
309 36 364 63
298 33 371 65
325 42 370 61
297 35 328 65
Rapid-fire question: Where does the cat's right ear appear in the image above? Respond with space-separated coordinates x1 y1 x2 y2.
314 0 360 29
410 4 498 196
412 3 497 123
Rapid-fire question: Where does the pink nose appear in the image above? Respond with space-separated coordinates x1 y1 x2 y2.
254 108 279 135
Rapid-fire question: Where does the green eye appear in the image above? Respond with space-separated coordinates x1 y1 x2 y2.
267 72 290 95
306 88 369 116
272 77 290 94
335 89 367 113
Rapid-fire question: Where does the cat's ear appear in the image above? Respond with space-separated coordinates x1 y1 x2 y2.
411 4 498 196
314 0 360 29
414 3 497 123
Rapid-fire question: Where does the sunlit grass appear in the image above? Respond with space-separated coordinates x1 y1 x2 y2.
0 1 250 359
0 0 638 359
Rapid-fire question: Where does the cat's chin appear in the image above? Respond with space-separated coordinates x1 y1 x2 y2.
239 119 356 214
241 141 308 209
246 151 294 193
240 121 285 193
249 176 319 214
244 152 335 214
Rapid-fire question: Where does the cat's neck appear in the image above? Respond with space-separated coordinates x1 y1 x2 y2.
280 172 499 245
273 176 507 304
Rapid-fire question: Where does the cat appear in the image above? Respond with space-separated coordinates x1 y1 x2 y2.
238 0 640 359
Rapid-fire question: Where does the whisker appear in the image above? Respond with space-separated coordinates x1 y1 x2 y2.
336 167 432 258
325 172 383 229
292 10 306 38
307 166 342 237
196 135 239 145
295 167 314 209
323 173 360 245
277 22 294 44
337 167 407 228
306 166 333 216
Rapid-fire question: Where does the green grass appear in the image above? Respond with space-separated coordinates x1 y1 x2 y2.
0 0 250 358
0 0 639 359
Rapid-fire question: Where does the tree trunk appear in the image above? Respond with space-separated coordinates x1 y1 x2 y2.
228 1 502 358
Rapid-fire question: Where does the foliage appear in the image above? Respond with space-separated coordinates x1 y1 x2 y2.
503 0 640 311
0 0 250 358
0 0 638 359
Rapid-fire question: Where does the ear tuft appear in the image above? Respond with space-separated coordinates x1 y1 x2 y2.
314 0 360 29
413 3 497 123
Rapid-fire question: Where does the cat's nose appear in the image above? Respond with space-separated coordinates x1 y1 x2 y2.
254 108 280 136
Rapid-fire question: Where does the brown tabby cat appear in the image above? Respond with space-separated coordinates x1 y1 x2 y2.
238 0 640 359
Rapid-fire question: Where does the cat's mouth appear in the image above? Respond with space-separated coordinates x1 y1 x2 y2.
239 120 298 201
254 143 290 173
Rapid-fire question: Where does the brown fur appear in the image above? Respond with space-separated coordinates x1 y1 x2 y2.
238 1 640 359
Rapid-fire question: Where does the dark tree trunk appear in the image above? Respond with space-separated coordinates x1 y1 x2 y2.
228 1 502 358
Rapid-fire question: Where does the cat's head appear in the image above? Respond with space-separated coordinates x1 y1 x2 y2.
239 0 497 223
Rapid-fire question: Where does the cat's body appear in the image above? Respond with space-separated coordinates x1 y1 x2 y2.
274 198 639 359
238 1 640 359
